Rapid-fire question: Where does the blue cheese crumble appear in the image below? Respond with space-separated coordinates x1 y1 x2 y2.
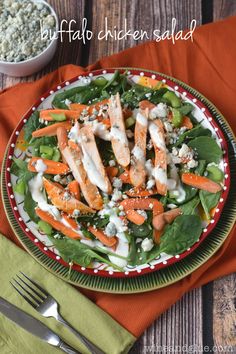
0 0 56 62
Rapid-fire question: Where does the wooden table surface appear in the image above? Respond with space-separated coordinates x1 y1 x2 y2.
1 1 236 353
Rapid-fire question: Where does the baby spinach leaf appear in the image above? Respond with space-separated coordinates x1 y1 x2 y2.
127 236 140 266
47 236 123 270
174 125 212 147
199 190 221 219
160 215 202 255
24 111 41 141
180 196 200 215
24 190 39 223
194 160 206 175
149 87 169 105
188 136 223 163
128 211 153 238
121 84 152 108
11 158 35 183
177 103 194 116
128 222 153 238
52 85 91 109
147 215 202 262
96 139 115 166
30 136 57 156
76 214 110 229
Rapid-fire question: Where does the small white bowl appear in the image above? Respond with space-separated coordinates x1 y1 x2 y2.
0 0 59 77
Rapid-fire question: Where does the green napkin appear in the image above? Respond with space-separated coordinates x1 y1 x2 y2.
0 235 135 354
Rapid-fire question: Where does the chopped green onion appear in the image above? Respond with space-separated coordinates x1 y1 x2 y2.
163 91 181 108
172 108 183 127
50 113 67 121
40 145 54 157
38 220 52 235
52 148 61 162
93 76 108 87
206 165 224 182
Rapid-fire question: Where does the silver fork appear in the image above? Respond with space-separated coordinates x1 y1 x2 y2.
10 272 104 354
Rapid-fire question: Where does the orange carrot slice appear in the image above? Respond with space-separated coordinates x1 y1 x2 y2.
43 178 94 215
152 208 182 231
153 229 163 244
28 157 70 175
106 166 118 180
126 187 157 197
69 103 88 112
119 170 131 184
126 210 146 225
139 100 156 110
181 173 222 193
130 109 148 187
62 213 79 229
40 109 80 121
70 99 109 115
67 180 80 200
97 117 111 127
32 121 71 138
120 198 163 216
108 93 130 167
87 226 117 248
35 208 82 240
181 116 193 130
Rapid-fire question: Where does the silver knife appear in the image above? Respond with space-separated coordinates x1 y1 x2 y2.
0 297 80 354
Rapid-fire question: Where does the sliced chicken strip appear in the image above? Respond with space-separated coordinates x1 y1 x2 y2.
62 142 103 210
108 93 130 167
79 125 112 194
57 126 68 164
149 119 167 196
130 109 148 187
43 178 94 215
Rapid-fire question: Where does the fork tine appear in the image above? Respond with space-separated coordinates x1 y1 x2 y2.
13 278 42 306
20 272 49 297
10 281 38 309
16 275 45 302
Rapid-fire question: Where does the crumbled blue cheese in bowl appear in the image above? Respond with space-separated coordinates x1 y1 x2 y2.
0 0 56 63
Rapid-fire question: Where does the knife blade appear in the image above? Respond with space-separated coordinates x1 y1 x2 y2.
0 297 79 354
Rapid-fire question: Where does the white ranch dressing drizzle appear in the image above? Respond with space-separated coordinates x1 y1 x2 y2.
68 123 80 142
136 112 148 126
169 162 186 202
152 167 167 186
89 120 111 141
60 217 84 237
132 145 145 163
80 238 128 268
35 159 47 173
108 240 129 268
81 146 108 193
110 126 128 145
28 173 61 220
148 122 166 150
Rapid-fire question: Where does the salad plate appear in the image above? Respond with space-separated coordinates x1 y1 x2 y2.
2 68 236 293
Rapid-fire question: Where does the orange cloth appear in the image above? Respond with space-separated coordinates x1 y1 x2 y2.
1 16 236 338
